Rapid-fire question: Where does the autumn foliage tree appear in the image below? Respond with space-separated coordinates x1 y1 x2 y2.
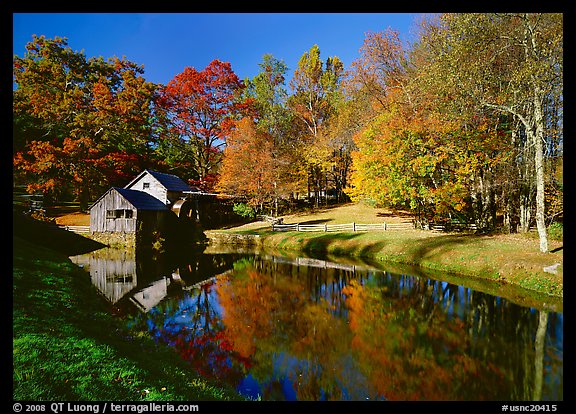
155 60 250 191
413 13 563 250
218 54 307 214
346 16 562 246
347 28 481 224
288 45 346 207
243 54 293 145
13 35 157 209
13 21 562 247
217 118 295 216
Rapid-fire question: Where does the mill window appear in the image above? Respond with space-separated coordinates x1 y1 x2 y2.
106 209 134 219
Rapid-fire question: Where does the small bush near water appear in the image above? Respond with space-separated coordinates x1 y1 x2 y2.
233 203 256 219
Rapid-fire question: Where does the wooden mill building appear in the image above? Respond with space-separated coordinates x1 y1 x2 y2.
89 170 205 241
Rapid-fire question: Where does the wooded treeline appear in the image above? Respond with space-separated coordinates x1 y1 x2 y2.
13 13 562 252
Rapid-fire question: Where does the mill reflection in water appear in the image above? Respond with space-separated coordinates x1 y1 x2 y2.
70 247 563 401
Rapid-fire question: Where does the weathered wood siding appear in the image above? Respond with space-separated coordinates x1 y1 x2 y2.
90 188 138 233
126 172 169 204
71 253 137 304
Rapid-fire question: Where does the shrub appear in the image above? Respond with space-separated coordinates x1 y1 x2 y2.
548 222 563 241
29 210 55 223
233 203 256 219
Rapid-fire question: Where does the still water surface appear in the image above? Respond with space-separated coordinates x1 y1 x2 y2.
70 246 563 401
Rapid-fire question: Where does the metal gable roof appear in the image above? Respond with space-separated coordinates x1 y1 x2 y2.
113 187 169 210
125 169 199 192
146 170 194 192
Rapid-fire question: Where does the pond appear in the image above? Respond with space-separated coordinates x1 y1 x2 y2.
69 245 563 401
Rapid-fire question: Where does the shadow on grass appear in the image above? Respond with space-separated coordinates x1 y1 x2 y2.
13 210 106 256
376 209 414 219
297 231 481 271
297 218 331 225
550 245 563 253
300 232 371 257
407 233 482 267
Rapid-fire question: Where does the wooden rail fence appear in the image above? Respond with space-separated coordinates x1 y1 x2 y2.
272 221 479 233
271 222 414 232
57 225 91 234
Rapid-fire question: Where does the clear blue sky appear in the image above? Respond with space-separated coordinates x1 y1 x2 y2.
13 13 423 86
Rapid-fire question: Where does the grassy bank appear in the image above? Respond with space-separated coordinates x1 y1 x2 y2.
13 221 244 400
207 204 563 302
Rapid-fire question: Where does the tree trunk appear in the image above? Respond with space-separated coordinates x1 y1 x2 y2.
313 167 321 208
519 194 532 233
533 310 548 400
307 173 311 204
502 173 516 234
78 184 90 212
324 172 329 206
519 153 533 233
516 121 534 233
273 181 278 217
486 168 497 229
533 88 549 253
472 168 495 231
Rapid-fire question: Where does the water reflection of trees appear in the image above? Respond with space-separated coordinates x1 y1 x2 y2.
128 255 562 401
131 284 251 385
346 272 563 400
217 259 376 400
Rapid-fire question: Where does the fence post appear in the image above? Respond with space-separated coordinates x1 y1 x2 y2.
353 222 356 232
297 223 300 232
384 223 387 231
272 223 275 231
324 224 327 232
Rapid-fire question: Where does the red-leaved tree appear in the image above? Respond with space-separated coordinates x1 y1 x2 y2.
155 60 251 191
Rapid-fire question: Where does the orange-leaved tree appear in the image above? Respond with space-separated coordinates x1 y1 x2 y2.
217 117 289 216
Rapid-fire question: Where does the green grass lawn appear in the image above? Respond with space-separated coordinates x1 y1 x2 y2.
13 230 245 401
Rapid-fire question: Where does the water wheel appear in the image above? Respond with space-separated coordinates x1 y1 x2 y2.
171 199 195 219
